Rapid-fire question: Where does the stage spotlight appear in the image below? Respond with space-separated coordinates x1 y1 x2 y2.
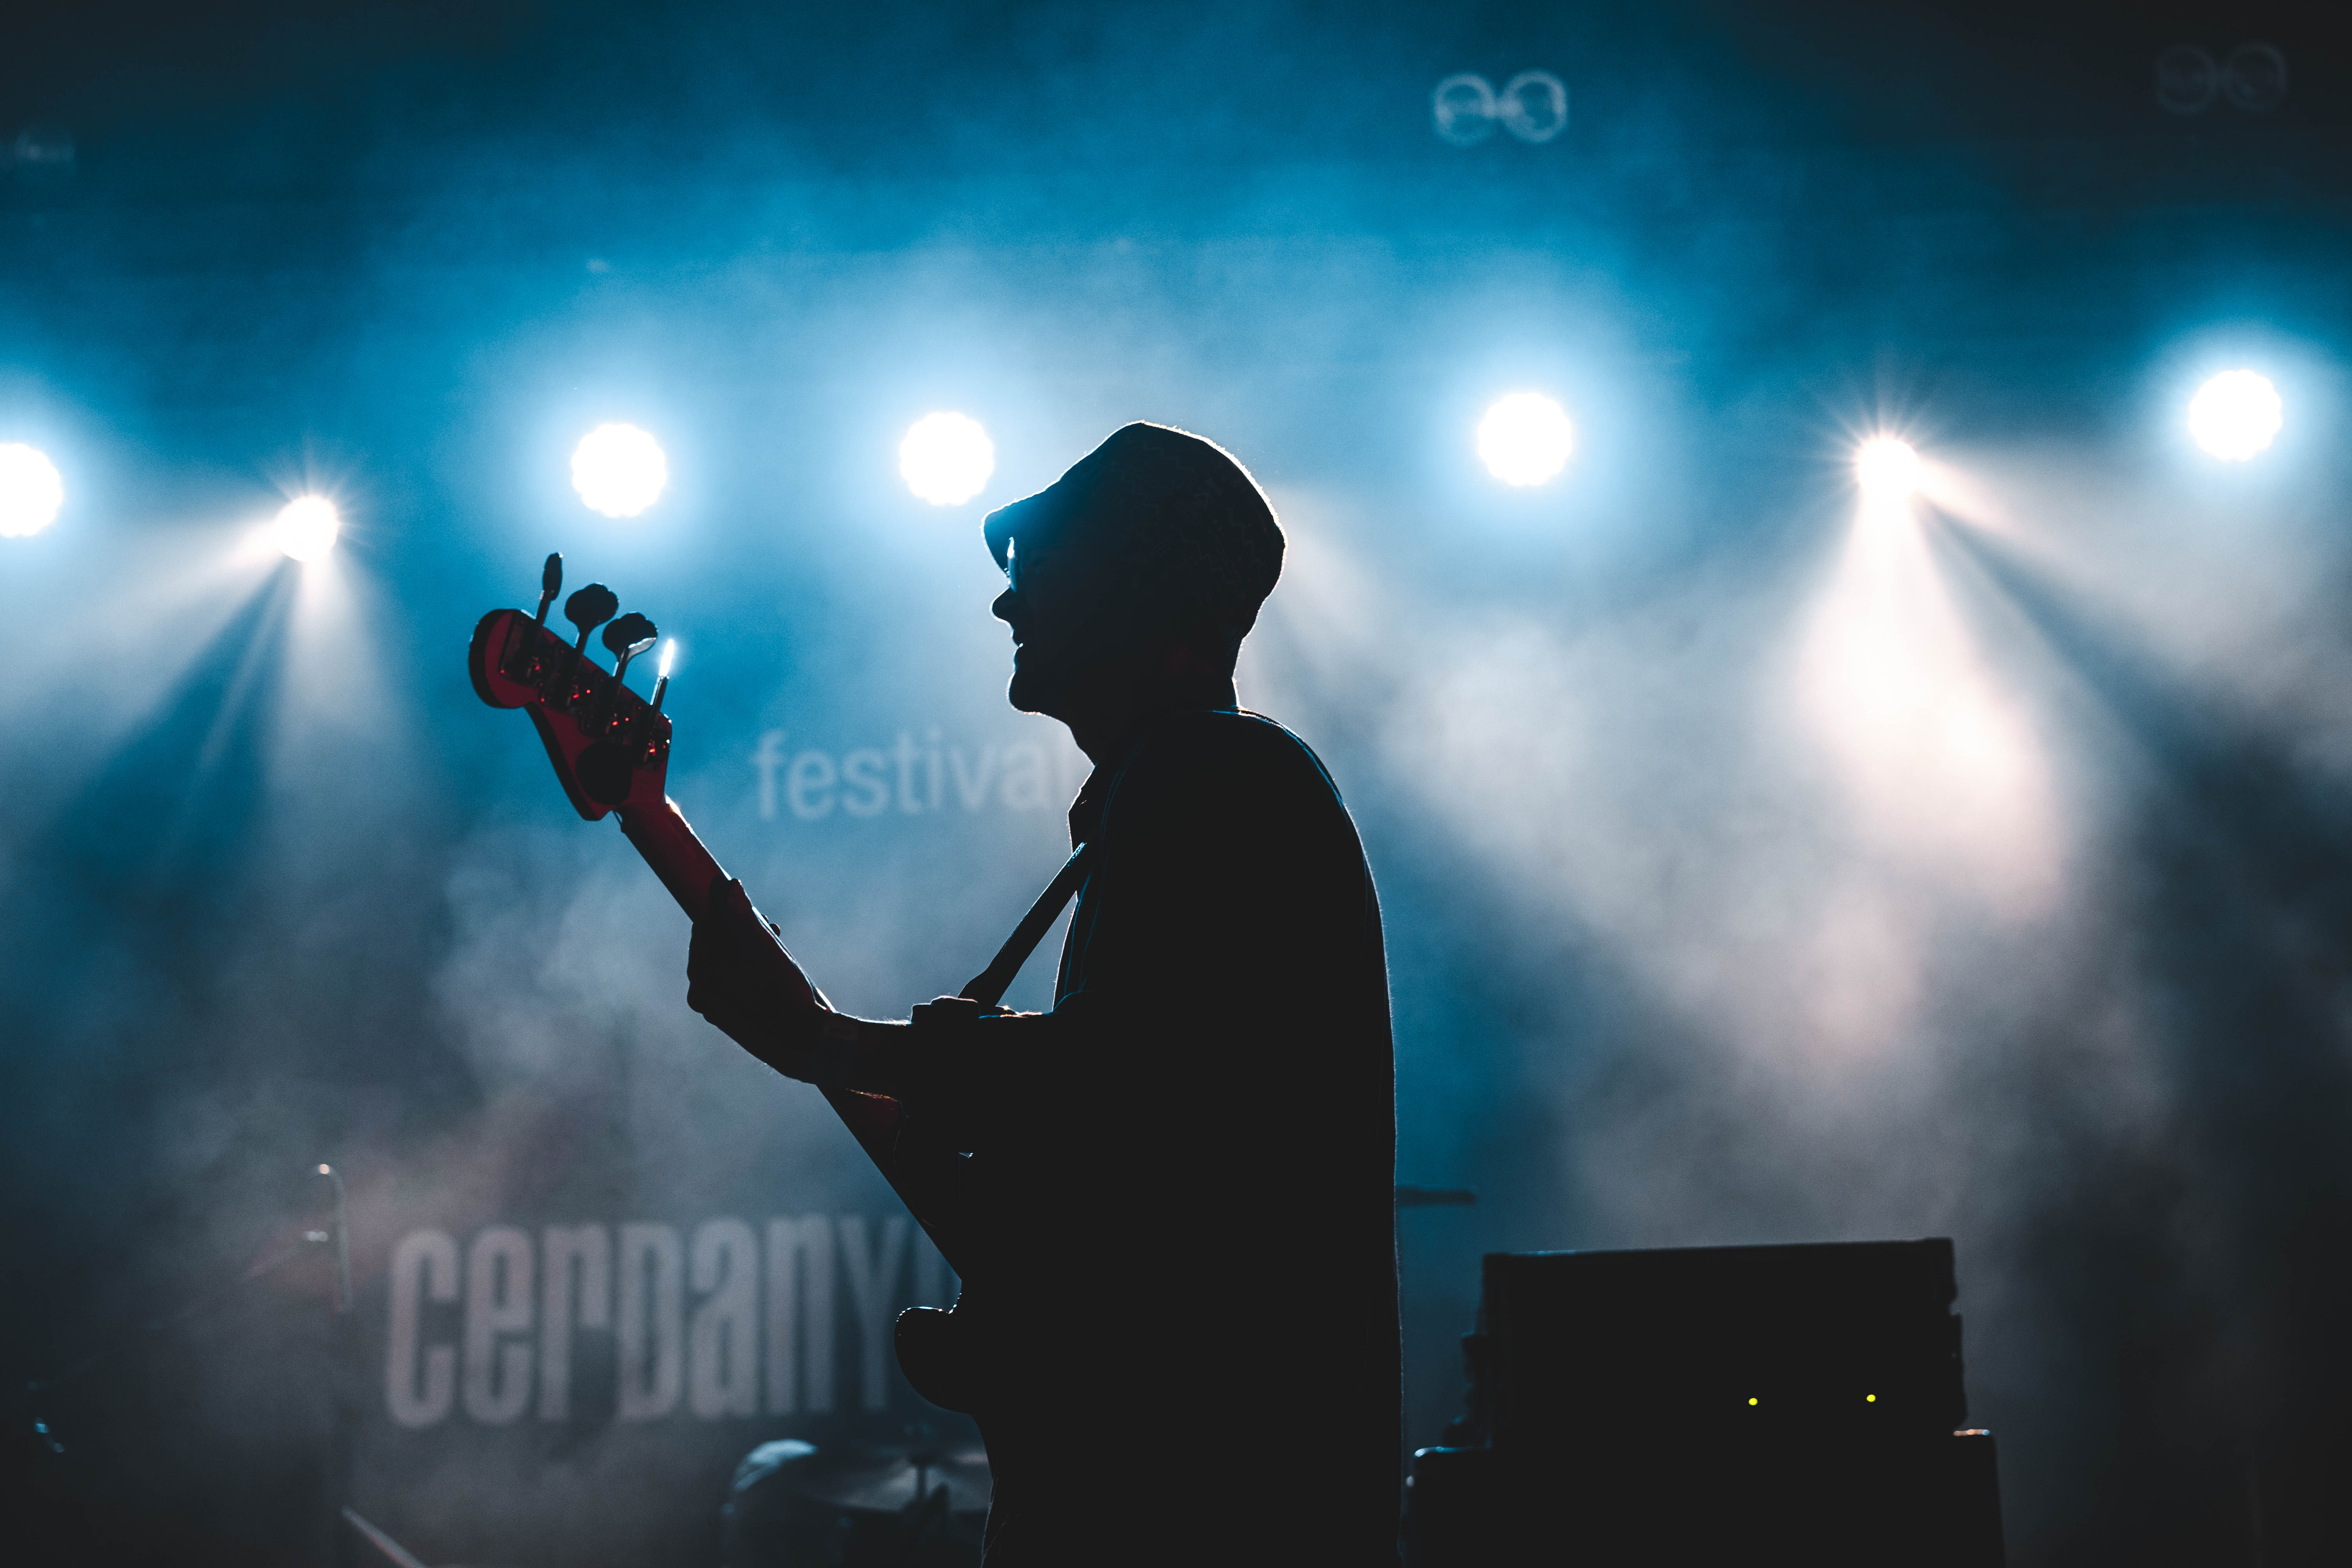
2188 370 2282 461
1854 437 1922 501
0 443 64 538
900 412 995 505
272 496 341 561
1477 393 1574 487
572 423 669 517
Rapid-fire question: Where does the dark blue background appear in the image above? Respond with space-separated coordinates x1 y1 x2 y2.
5 2 2351 1563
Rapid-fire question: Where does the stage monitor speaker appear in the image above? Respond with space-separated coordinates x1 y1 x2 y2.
1407 1239 2004 1567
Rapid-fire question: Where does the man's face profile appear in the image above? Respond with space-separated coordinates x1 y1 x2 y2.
983 423 1281 724
993 533 1086 716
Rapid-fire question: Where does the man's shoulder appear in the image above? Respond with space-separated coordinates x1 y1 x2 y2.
1122 708 1345 804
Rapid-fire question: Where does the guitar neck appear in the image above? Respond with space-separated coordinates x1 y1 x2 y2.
472 585 956 1270
613 797 729 923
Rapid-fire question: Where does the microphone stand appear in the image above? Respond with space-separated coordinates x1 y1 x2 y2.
319 1163 358 1568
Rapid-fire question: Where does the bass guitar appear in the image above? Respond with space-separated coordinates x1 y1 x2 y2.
466 555 932 1223
471 554 1095 1410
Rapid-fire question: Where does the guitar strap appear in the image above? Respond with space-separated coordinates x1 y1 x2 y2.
955 719 1232 1011
955 841 1095 1010
951 720 1203 1010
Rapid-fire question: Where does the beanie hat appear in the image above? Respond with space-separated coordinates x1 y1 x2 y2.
982 423 1284 642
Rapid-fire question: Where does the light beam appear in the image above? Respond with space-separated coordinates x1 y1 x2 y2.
1799 483 2058 916
899 413 995 506
1477 394 1574 487
1854 437 1922 502
272 496 341 562
0 443 65 538
572 424 670 517
2187 370 2282 461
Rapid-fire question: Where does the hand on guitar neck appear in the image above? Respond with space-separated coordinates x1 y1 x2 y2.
472 554 1038 1366
686 875 909 1092
467 554 912 1103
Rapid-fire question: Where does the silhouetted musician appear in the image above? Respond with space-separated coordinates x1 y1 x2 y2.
686 423 1401 1566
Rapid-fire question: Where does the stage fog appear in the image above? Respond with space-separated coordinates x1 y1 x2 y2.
4 3 2348 1564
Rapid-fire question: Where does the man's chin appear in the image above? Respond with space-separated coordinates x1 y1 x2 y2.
1006 661 1060 717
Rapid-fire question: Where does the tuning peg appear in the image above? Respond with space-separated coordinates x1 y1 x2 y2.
603 612 659 684
565 584 619 654
534 553 563 625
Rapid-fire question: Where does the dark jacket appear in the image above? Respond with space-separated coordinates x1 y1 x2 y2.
931 705 1401 1566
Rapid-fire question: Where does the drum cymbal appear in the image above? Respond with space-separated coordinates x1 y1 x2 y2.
779 1443 993 1516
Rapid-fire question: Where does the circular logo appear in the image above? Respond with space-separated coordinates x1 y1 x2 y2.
2154 45 2219 116
1433 74 1498 146
2223 42 2288 114
1499 71 1569 143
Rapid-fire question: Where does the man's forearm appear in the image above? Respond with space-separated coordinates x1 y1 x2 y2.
821 1004 1067 1102
840 1015 911 1096
736 1011 909 1093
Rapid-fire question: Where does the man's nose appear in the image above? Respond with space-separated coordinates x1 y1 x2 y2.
991 586 1017 625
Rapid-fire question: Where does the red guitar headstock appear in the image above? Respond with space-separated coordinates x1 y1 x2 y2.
469 554 673 822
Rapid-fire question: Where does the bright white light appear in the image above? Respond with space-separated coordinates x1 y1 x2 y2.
2188 370 2283 461
1476 394 1574 487
658 640 676 679
272 496 341 562
1854 437 1923 501
899 413 995 506
0 444 64 538
572 423 670 517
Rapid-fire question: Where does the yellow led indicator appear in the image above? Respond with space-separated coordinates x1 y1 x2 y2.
1866 1394 1877 1403
1747 1397 1759 1406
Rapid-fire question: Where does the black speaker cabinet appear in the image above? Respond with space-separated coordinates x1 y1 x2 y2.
1407 1240 2004 1567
